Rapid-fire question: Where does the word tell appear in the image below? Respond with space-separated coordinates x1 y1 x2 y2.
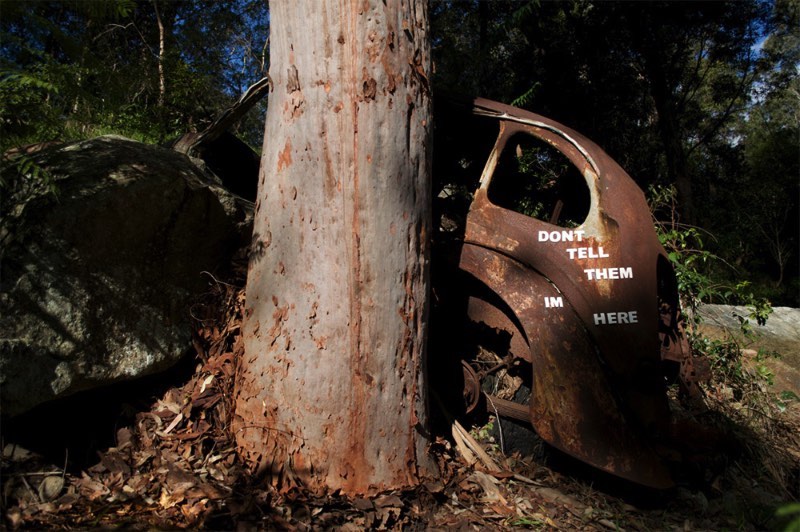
566 246 609 260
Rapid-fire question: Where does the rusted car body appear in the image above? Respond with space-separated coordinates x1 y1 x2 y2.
445 98 704 489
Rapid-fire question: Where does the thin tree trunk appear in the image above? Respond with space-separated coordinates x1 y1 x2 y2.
631 13 695 225
233 0 434 495
152 0 166 107
644 54 695 225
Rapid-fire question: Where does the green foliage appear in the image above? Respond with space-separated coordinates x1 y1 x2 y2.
776 502 800 532
776 390 800 413
470 418 495 442
0 69 60 93
504 515 546 529
0 152 58 235
0 0 269 154
0 59 69 147
0 0 795 304
1 153 54 193
690 334 778 402
649 184 780 403
510 82 540 109
469 417 501 454
511 144 567 220
0 152 55 196
650 184 772 312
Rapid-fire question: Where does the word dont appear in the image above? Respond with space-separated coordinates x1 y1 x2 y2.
538 230 586 243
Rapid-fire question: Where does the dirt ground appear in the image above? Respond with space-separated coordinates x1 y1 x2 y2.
2 289 799 530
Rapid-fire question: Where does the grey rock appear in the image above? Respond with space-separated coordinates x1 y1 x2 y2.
697 304 800 343
1 135 252 416
697 304 800 395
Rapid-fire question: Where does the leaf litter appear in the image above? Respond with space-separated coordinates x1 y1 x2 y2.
2 262 799 530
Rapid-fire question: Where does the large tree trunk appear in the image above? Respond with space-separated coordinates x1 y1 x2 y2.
233 1 435 495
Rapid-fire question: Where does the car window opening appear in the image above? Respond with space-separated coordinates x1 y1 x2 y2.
487 132 590 228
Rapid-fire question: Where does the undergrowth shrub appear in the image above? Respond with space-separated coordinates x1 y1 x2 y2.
650 185 799 509
648 184 798 421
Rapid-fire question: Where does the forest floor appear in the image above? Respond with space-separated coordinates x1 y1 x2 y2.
2 270 799 530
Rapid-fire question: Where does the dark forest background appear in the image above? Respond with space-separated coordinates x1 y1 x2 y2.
1 0 797 305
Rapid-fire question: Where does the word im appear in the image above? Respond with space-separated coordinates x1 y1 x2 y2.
544 296 563 308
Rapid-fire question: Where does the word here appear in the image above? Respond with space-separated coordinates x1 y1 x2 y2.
593 311 638 325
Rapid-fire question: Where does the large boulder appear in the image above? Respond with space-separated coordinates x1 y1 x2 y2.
698 304 800 396
0 135 252 416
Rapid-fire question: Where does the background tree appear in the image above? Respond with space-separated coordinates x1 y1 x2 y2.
232 1 435 494
430 0 796 305
0 0 269 151
719 0 799 292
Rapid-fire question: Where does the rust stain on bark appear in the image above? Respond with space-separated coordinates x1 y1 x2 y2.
341 10 369 485
277 139 293 172
348 98 364 378
321 121 337 201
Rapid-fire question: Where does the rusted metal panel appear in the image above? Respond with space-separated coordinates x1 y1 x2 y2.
460 243 674 488
452 98 702 489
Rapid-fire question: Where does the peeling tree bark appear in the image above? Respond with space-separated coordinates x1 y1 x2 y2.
233 1 434 495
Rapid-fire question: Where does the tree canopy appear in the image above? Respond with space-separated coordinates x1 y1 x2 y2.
2 0 797 303
0 0 269 148
430 0 798 305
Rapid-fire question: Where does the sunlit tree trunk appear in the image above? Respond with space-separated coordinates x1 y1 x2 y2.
152 0 166 107
233 0 434 495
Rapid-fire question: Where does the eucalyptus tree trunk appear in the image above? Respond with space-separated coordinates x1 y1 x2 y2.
233 1 434 495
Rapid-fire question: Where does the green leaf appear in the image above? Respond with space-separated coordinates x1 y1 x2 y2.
779 390 800 402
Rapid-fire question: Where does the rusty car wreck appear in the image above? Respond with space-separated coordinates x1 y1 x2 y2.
433 97 708 489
